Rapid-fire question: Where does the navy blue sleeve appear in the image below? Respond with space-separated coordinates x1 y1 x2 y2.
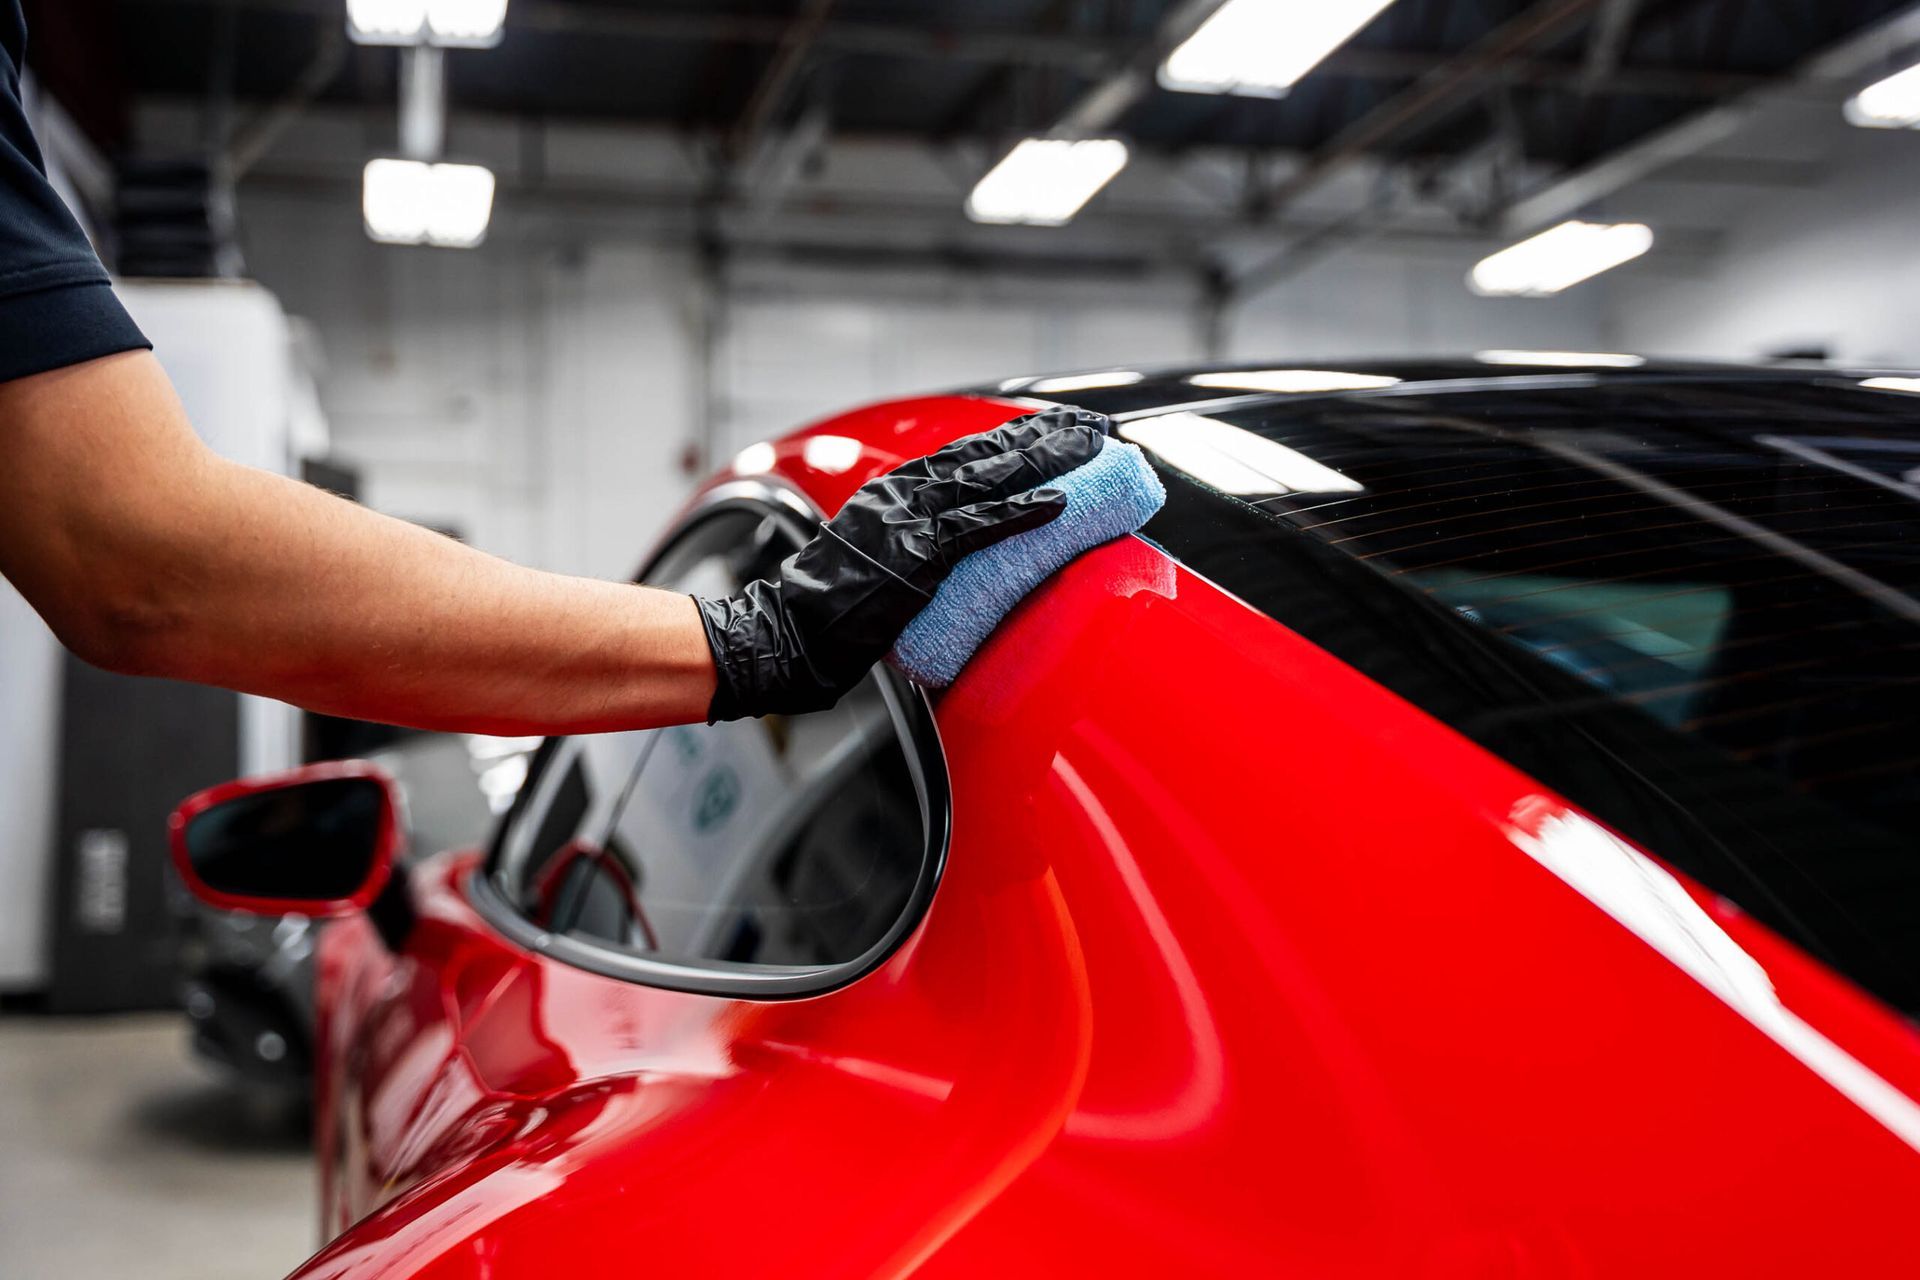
0 1 148 382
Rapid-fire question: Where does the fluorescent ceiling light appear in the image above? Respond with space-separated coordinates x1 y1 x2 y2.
1860 376 1920 394
347 0 425 43
348 0 507 46
1845 62 1920 129
966 138 1129 227
1023 371 1146 394
1469 220 1653 297
427 0 508 43
1121 412 1363 496
1189 369 1400 393
1476 350 1646 368
1159 0 1396 98
362 159 496 248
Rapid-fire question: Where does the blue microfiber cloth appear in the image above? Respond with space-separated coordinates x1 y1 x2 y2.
888 438 1166 688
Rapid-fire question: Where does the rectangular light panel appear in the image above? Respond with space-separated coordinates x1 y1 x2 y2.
349 0 507 47
1846 62 1920 129
966 138 1129 227
363 159 497 248
1159 0 1398 98
1469 220 1653 298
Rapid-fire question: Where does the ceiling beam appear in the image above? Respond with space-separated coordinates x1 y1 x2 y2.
1220 0 1616 303
226 144 1520 247
226 18 346 178
1259 0 1611 214
130 0 1772 107
125 0 1123 73
725 0 833 177
1052 0 1222 135
1579 0 1645 95
1498 0 1920 232
729 0 838 163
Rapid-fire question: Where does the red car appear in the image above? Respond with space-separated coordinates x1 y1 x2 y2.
174 360 1920 1278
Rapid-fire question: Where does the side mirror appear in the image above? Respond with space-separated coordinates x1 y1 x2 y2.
169 762 403 916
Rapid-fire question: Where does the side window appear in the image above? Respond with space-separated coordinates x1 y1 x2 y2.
480 503 944 993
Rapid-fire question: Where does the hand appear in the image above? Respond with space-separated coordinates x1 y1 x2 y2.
694 405 1111 720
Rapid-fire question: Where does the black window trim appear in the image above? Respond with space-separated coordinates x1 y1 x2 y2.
463 477 955 1000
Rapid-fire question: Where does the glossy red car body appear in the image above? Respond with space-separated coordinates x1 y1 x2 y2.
286 391 1920 1279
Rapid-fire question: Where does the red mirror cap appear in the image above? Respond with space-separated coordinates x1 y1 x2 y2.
167 759 403 918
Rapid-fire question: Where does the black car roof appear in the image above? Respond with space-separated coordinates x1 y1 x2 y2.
970 356 1917 417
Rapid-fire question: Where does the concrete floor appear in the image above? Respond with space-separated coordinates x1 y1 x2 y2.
0 1012 316 1279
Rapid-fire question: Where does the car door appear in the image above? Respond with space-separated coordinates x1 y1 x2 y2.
315 483 951 1232
473 493 946 994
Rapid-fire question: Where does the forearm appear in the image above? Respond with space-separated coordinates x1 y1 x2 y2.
136 459 716 732
0 353 716 734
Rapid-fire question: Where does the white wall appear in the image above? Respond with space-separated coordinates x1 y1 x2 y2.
721 267 1206 451
0 584 63 989
237 190 698 580
236 187 1217 573
1227 244 1611 360
1604 100 1920 366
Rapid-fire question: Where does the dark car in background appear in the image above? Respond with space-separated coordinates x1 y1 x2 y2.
171 732 535 1095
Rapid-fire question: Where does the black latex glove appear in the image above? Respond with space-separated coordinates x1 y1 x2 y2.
694 406 1111 720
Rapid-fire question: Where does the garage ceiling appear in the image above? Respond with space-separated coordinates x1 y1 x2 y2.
103 0 1914 166
41 0 1920 293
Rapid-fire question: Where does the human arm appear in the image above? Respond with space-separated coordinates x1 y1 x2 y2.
0 350 717 734
0 350 1108 733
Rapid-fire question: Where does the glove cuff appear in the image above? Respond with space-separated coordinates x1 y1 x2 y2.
692 593 752 723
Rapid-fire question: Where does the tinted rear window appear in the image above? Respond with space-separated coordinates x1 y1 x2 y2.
1133 377 1920 1012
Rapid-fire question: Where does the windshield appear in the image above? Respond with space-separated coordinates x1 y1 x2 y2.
1132 376 1920 1012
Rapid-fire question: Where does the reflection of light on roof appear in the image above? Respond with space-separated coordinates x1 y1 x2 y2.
1188 369 1400 393
1020 370 1147 394
732 441 776 475
1476 350 1646 368
1121 412 1363 496
1860 376 1920 394
801 435 863 474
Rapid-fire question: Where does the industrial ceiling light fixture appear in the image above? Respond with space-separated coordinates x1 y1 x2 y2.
347 0 424 43
348 0 508 48
1158 0 1398 98
1845 62 1920 128
426 0 510 43
1469 220 1653 297
357 0 503 247
965 138 1130 226
362 159 497 248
